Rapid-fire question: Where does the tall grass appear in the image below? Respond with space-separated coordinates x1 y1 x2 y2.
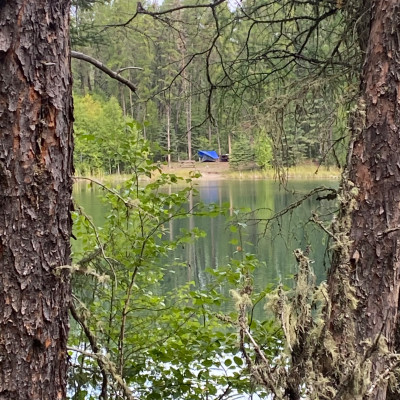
74 163 341 182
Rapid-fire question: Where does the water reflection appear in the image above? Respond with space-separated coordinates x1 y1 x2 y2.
73 178 338 293
165 180 337 291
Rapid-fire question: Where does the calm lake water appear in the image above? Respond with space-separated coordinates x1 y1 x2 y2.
73 178 338 291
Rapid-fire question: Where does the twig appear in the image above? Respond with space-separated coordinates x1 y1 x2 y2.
256 186 336 236
108 0 227 28
366 356 400 397
117 66 143 73
69 304 109 399
377 226 400 237
215 383 232 399
69 305 138 400
310 213 339 241
74 205 117 283
74 176 134 208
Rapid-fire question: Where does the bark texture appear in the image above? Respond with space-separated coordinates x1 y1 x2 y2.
328 1 400 398
0 1 73 399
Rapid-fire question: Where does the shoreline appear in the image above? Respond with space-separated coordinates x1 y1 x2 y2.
74 163 342 183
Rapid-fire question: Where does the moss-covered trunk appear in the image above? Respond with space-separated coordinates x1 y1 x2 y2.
327 1 400 398
0 1 73 398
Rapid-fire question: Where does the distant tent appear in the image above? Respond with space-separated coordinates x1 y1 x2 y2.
198 150 219 162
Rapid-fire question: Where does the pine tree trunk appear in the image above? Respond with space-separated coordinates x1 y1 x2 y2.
0 1 73 399
328 1 400 398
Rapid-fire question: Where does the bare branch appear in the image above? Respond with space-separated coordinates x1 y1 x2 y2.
74 176 134 208
67 331 138 400
247 186 338 236
71 51 138 93
108 0 228 28
69 305 108 400
117 66 144 73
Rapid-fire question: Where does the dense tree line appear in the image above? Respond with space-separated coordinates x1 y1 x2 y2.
71 0 353 171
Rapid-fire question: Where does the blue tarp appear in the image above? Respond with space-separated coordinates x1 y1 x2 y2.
198 150 219 162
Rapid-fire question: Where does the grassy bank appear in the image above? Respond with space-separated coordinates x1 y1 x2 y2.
74 162 341 183
160 162 341 180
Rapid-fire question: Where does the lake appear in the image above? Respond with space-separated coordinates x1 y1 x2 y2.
73 178 338 291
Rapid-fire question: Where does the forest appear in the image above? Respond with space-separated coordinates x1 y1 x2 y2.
1 1 400 400
71 0 355 175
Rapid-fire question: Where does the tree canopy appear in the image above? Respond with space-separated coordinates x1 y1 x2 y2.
71 0 365 172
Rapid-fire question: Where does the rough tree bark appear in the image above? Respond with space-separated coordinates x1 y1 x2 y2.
327 1 400 399
0 1 73 399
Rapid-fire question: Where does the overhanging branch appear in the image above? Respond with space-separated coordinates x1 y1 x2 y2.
71 50 138 93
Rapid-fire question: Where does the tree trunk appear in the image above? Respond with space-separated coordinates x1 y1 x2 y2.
120 85 126 117
166 98 171 167
216 122 222 156
0 1 73 399
327 1 400 398
186 81 192 160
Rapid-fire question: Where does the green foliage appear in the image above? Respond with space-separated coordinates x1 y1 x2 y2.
229 134 256 170
71 0 108 46
74 94 141 175
254 131 273 169
69 134 280 399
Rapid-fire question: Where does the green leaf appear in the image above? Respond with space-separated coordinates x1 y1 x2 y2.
234 356 243 366
224 358 232 367
202 359 213 368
